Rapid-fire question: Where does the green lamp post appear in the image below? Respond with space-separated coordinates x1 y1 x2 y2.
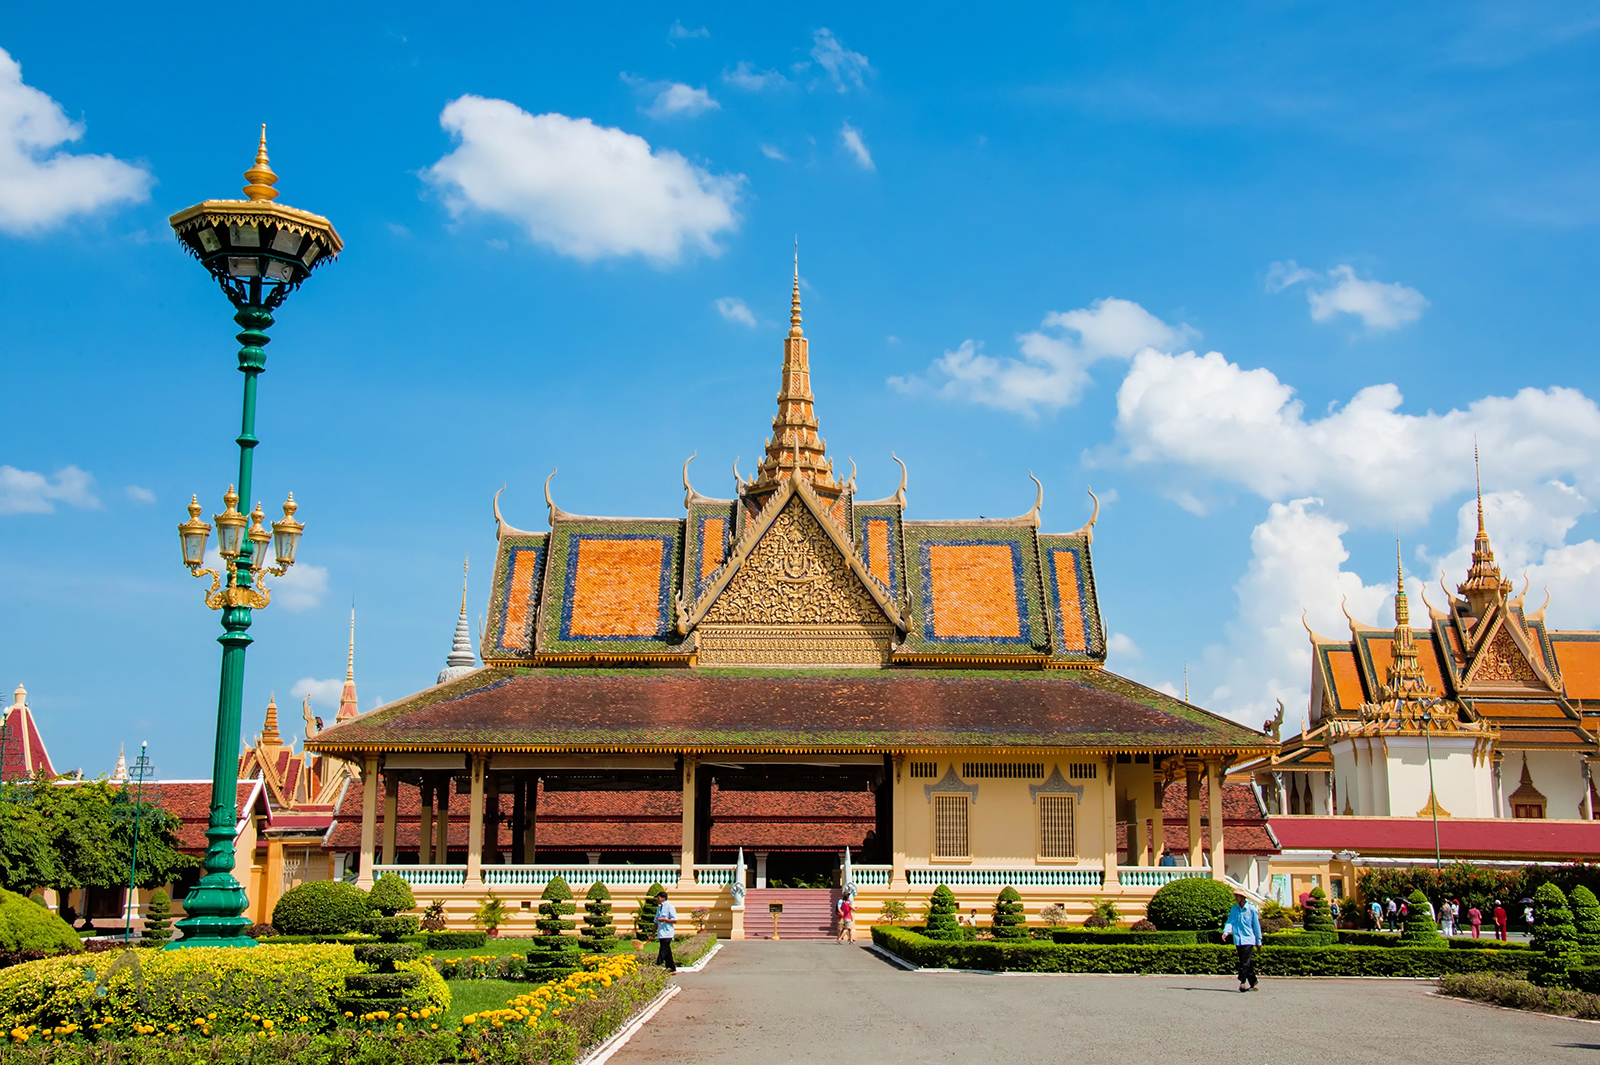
167 128 341 947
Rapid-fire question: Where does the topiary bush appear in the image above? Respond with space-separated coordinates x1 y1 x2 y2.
991 887 1027 940
272 879 371 936
368 873 416 917
580 882 615 952
1400 889 1443 945
1303 887 1336 932
924 886 962 941
1146 878 1235 932
1572 886 1600 948
633 883 665 941
139 889 173 948
526 877 581 981
1531 882 1579 987
0 889 81 956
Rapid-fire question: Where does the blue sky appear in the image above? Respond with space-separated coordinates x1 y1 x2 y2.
3 3 1600 776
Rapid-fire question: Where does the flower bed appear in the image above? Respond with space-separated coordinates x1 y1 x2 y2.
873 926 1532 977
1440 971 1600 1019
671 934 717 968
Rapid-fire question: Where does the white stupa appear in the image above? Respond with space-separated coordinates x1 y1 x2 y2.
437 557 478 685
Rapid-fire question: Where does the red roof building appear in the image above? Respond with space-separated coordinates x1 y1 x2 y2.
1 685 55 781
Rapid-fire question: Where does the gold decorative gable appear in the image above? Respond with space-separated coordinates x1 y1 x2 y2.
698 495 895 665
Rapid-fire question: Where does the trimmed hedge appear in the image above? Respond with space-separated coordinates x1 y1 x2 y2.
1263 930 1337 948
273 880 372 936
0 889 80 956
1051 929 1198 945
1146 878 1235 931
423 931 487 950
873 926 1532 977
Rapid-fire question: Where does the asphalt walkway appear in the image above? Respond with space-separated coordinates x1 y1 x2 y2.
614 940 1600 1064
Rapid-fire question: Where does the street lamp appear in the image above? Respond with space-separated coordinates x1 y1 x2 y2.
1420 704 1442 870
167 127 340 948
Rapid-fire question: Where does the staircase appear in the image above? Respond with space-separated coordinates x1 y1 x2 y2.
745 888 840 940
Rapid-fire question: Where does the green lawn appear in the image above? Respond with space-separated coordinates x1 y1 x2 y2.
442 979 527 1025
426 936 642 960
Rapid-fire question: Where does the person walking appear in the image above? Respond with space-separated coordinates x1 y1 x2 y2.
1493 900 1508 942
1439 898 1454 937
654 890 679 972
1221 889 1263 992
1385 897 1399 931
1369 899 1383 929
1468 903 1482 938
836 895 855 944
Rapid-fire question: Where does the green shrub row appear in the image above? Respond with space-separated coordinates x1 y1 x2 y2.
1335 929 1530 950
671 934 718 968
1262 930 1337 948
1050 929 1199 945
872 926 1531 977
1441 971 1600 1020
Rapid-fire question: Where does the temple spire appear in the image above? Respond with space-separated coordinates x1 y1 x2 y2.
437 556 478 684
261 693 282 746
1458 442 1511 617
751 249 839 495
336 609 360 722
1386 542 1429 698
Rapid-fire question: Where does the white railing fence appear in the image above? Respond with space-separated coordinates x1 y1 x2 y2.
906 868 1105 888
1116 867 1210 888
373 865 465 887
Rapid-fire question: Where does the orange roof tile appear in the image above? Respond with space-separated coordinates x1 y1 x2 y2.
1554 640 1600 700
1327 649 1365 710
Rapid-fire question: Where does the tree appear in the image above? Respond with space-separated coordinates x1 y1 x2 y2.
925 885 961 941
880 899 909 927
633 882 665 941
579 882 615 952
140 889 173 948
991 886 1027 940
1146 878 1234 931
526 878 580 980
1571 885 1600 948
368 873 416 917
1303 887 1336 932
1399 889 1443 944
1530 882 1579 987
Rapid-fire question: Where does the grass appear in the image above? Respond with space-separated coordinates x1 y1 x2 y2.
442 978 527 1026
427 936 640 960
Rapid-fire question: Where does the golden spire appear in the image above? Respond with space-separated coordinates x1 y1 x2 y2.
242 124 279 202
1458 441 1511 615
461 555 470 613
261 693 281 745
750 248 838 495
1386 541 1431 699
337 607 360 722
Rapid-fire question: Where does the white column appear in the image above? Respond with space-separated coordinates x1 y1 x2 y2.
1102 757 1119 888
466 754 486 884
1207 759 1226 880
680 755 697 885
357 755 378 886
381 773 399 866
890 756 906 889
755 852 769 889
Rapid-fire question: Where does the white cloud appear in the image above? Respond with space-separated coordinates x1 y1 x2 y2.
124 485 155 504
1268 261 1429 331
291 676 344 709
646 83 721 119
272 561 329 612
423 96 742 263
839 122 875 171
759 143 787 161
890 297 1193 415
725 62 787 91
811 29 872 92
0 47 152 235
668 20 709 40
1106 632 1141 660
0 464 99 514
714 296 756 326
1112 347 1600 522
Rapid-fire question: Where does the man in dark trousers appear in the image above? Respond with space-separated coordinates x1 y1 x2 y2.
654 890 679 972
1221 889 1263 992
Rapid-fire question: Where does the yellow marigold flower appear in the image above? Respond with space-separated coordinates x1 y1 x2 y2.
207 1013 217 1020
430 1024 438 1031
463 1015 476 1025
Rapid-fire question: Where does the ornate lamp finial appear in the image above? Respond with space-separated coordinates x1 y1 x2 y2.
242 124 279 202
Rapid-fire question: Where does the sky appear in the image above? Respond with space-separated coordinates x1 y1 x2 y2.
3 2 1600 777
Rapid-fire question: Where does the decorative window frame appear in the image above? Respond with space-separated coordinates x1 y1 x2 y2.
932 793 971 862
1032 766 1084 863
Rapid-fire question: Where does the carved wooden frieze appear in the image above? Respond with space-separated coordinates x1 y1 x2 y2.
702 498 886 626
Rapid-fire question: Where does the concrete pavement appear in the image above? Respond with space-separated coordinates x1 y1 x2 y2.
614 940 1600 1064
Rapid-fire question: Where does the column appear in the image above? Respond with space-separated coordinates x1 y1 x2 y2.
485 774 501 866
1207 759 1226 880
419 781 434 865
524 778 537 864
357 755 378 886
510 777 526 865
1186 765 1202 867
264 839 285 915
890 755 907 889
381 772 399 866
1101 756 1119 888
1151 776 1165 865
466 754 486 884
436 775 451 862
755 852 769 889
680 755 698 885
1128 793 1146 866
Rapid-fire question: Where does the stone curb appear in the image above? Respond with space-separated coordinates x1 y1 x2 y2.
578 984 681 1065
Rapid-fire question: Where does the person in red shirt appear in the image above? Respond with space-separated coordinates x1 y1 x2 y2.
1468 904 1483 939
1493 901 1509 942
836 895 856 944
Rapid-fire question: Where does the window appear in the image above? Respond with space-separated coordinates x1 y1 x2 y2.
1038 795 1076 859
933 795 970 859
962 763 1044 779
909 762 939 779
1068 763 1098 780
1513 803 1545 819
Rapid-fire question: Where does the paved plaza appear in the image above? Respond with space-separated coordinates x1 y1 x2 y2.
616 941 1600 1064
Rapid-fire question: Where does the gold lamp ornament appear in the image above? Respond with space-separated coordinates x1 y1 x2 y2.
178 495 212 570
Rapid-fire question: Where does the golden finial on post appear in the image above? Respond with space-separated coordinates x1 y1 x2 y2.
242 124 279 202
789 240 803 338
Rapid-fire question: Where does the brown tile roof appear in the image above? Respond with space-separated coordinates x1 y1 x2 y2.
124 780 266 852
308 667 1269 754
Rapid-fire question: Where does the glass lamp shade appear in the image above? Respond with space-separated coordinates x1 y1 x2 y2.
247 503 271 570
214 486 246 558
271 493 304 567
178 495 212 568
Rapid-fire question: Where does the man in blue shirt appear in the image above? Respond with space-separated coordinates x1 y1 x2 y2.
654 890 678 973
1221 889 1263 992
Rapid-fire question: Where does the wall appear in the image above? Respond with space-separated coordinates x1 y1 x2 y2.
1383 737 1492 818
1501 750 1590 821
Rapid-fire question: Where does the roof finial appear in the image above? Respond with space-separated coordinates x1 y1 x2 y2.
262 693 281 745
1475 437 1484 537
346 608 355 683
242 124 279 202
461 554 469 614
438 559 479 684
337 607 360 722
789 239 803 338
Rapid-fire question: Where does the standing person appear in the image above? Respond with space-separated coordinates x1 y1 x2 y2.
1385 897 1399 931
1439 898 1454 937
1493 900 1508 942
836 895 855 944
654 890 678 973
1369 899 1383 929
1221 889 1263 992
1468 903 1483 939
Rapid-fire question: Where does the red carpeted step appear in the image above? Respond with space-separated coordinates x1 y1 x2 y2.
744 888 842 940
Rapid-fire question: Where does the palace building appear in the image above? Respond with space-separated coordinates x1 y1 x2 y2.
305 267 1273 936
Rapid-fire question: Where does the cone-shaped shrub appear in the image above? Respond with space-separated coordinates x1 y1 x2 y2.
925 885 961 941
1571 885 1600 947
1302 887 1336 932
1399 889 1443 944
139 890 172 948
633 883 665 941
991 886 1027 940
525 877 581 981
580 882 615 952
